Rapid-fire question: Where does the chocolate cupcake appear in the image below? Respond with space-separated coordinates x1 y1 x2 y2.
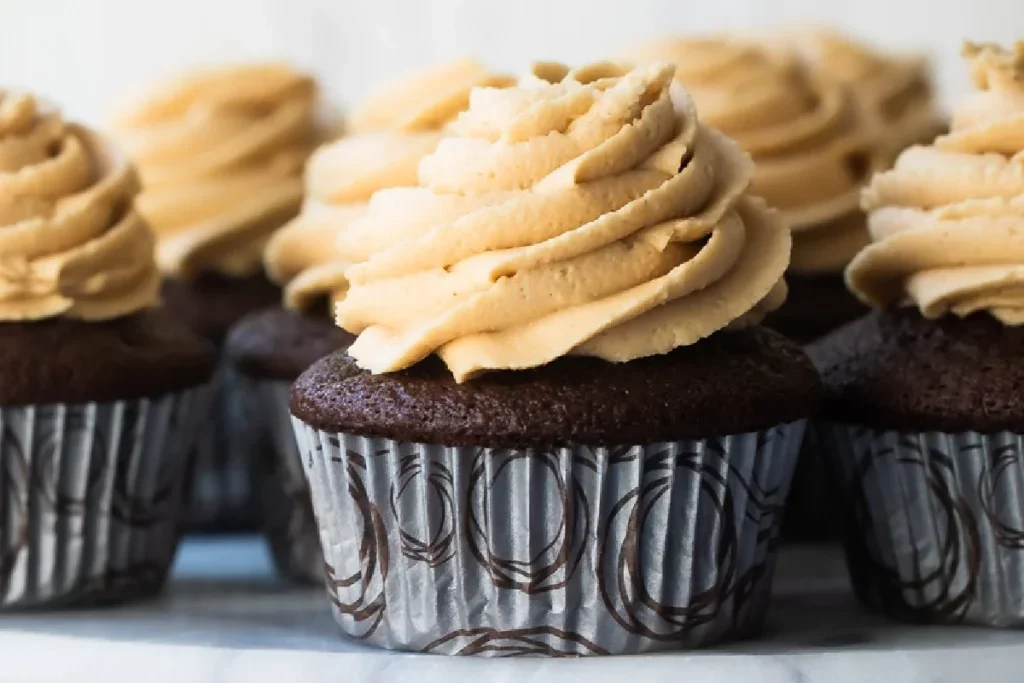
624 37 880 343
811 42 1024 627
111 64 321 530
225 60 512 583
289 62 821 655
0 92 214 609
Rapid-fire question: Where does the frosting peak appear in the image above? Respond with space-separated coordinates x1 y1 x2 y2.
0 92 159 321
112 63 318 279
336 62 791 381
265 59 512 311
624 37 876 275
850 42 1024 325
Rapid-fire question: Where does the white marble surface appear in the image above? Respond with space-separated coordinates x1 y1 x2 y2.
1 537 1023 683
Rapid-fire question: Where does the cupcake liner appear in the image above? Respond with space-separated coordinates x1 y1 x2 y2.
185 364 261 530
817 422 1024 626
291 418 807 655
237 375 323 583
0 387 208 609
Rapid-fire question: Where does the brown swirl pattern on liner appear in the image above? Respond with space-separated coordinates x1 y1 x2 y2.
977 443 1024 549
833 428 982 624
0 392 205 608
294 421 807 654
390 454 457 567
320 443 389 639
0 421 29 598
597 433 785 640
466 449 590 593
32 408 109 518
422 626 610 656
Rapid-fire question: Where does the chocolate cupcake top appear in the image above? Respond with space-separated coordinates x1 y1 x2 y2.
264 59 512 311
335 62 791 381
0 92 159 321
111 64 318 281
789 28 943 165
851 42 1024 325
623 37 876 276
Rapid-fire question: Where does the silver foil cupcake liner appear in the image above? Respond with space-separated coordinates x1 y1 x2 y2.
291 419 807 655
237 375 323 583
0 387 208 609
185 364 261 530
817 422 1024 627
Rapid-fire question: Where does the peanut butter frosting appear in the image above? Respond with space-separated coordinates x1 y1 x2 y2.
111 63 318 280
623 37 876 276
789 28 942 164
264 59 513 311
851 42 1024 325
335 62 791 381
0 92 159 322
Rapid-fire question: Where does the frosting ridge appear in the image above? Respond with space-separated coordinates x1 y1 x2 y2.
112 63 318 279
265 60 512 311
624 37 876 275
789 28 943 164
851 42 1024 324
336 62 791 381
0 92 159 321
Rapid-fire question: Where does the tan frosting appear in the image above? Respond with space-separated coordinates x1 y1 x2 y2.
624 37 876 275
0 92 159 322
335 62 791 381
790 29 943 164
111 63 318 280
851 42 1024 325
265 59 513 311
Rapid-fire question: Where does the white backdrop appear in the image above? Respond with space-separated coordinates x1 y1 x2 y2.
2 0 1022 125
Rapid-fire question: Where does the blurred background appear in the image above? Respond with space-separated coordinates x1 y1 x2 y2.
2 0 1021 124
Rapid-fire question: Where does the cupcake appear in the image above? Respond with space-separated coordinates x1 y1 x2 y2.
111 64 321 529
289 62 821 654
787 28 945 166
624 37 880 343
812 42 1024 626
225 59 509 583
0 91 214 608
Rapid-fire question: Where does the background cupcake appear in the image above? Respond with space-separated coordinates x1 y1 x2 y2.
290 62 820 654
225 59 510 583
111 63 321 530
0 91 213 608
812 41 1024 626
624 36 879 343
787 28 945 166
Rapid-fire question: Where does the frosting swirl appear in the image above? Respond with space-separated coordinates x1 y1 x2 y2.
851 42 1024 325
0 92 159 321
336 62 791 381
112 63 318 280
265 60 512 311
790 29 943 164
624 37 876 275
